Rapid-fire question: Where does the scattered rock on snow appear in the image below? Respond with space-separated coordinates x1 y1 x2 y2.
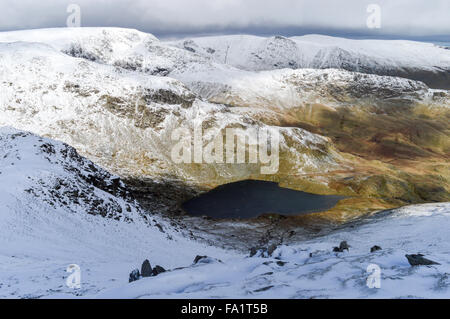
141 259 152 277
371 245 382 253
405 254 440 266
194 255 208 264
267 244 278 256
193 255 221 264
253 285 274 292
151 265 166 276
333 241 350 252
249 244 278 258
129 269 140 283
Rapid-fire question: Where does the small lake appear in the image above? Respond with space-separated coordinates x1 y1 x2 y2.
182 180 346 219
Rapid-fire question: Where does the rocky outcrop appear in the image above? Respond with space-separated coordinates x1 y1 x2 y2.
405 254 440 266
249 244 279 258
129 269 140 283
1 128 144 222
152 265 166 276
141 259 152 277
370 245 382 253
333 241 350 252
193 255 222 264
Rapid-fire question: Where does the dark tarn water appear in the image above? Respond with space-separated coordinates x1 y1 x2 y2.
182 180 346 219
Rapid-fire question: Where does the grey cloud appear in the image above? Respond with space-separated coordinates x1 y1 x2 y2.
0 0 448 39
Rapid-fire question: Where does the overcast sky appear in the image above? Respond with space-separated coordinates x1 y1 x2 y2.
0 0 449 40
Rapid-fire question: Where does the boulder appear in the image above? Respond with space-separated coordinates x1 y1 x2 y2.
370 245 382 253
129 269 140 283
333 241 350 252
339 241 350 251
405 254 440 266
249 244 278 258
267 244 278 256
193 255 221 264
151 265 166 276
194 255 208 264
141 259 152 277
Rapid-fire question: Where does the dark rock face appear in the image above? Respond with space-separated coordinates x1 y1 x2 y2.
15 131 139 222
129 260 166 282
152 265 166 276
267 244 278 256
141 259 153 277
193 255 208 264
129 269 140 283
333 241 350 252
405 254 440 266
371 245 382 253
63 43 100 62
249 244 279 258
193 255 221 264
249 247 258 257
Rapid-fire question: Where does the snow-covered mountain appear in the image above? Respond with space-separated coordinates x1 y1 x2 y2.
169 34 450 89
1 28 448 205
0 127 232 298
1 28 447 112
0 30 344 182
0 27 449 299
0 27 228 78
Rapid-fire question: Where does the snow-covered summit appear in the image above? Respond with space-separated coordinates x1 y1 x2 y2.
169 34 450 89
1 27 446 109
0 27 230 78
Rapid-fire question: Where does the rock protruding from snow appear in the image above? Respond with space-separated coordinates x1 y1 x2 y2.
406 254 440 266
371 245 382 253
129 269 140 283
151 265 166 276
97 203 450 299
141 260 152 277
333 241 350 252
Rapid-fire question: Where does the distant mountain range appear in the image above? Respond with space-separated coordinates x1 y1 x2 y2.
169 34 450 89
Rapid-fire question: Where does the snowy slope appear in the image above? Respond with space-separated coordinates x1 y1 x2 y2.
169 34 450 89
0 129 448 299
96 203 450 299
1 28 446 115
0 128 234 298
0 27 230 78
175 67 447 110
0 35 343 181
